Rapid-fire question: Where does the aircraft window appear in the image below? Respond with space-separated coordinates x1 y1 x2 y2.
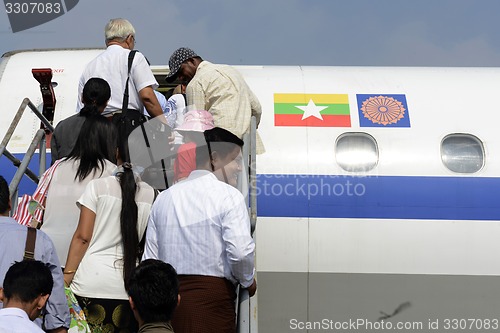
441 134 484 173
335 133 378 172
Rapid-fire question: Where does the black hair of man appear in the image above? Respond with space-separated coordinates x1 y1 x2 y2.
3 260 53 303
0 175 10 215
127 259 179 323
195 127 244 168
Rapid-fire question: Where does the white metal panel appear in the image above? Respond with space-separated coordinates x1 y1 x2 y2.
239 66 500 178
255 217 309 273
308 218 500 275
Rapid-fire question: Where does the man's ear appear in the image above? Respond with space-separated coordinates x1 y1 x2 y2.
187 58 196 67
37 293 50 310
177 294 181 306
129 296 136 311
210 151 219 162
0 287 4 302
210 151 220 170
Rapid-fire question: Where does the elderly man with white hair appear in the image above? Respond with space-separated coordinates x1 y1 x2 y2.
77 18 164 122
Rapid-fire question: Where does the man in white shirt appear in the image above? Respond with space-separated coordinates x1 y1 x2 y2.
0 260 53 333
77 19 171 188
143 127 256 333
77 18 163 119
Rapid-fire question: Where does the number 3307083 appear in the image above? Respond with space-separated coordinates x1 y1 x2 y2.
5 2 61 14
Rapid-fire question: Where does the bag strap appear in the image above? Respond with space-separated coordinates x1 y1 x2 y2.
137 188 159 258
23 227 37 260
33 159 63 202
31 159 63 228
122 50 137 112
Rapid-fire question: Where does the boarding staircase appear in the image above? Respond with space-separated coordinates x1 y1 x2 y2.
1 68 56 212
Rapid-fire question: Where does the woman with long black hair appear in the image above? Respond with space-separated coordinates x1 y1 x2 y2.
41 78 118 265
50 77 112 163
63 135 155 332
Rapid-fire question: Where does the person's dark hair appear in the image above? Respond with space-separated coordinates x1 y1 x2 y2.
3 260 53 302
0 175 10 215
115 139 140 290
117 162 139 290
127 259 179 323
67 115 118 182
80 77 111 118
196 127 244 168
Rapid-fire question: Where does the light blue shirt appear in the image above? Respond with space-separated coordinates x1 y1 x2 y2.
0 307 45 333
0 217 70 331
143 90 168 117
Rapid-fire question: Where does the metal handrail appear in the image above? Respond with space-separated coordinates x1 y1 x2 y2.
237 116 258 333
249 116 257 233
0 98 54 211
8 129 45 202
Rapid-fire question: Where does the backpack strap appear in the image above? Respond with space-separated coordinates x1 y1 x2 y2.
23 227 37 260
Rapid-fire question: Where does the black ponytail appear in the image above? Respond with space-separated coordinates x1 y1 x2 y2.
79 104 100 118
116 141 140 290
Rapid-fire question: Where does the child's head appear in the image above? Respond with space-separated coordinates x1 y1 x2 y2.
1 260 53 320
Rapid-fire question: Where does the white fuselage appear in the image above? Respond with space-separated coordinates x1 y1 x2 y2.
2 49 500 332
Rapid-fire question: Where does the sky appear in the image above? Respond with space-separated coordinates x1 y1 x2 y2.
1 0 500 67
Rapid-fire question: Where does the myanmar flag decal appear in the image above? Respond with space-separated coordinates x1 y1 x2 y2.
274 93 351 127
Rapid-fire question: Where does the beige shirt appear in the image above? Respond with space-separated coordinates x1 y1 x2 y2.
186 61 265 153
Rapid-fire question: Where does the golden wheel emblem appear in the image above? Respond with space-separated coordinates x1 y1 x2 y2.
361 96 406 125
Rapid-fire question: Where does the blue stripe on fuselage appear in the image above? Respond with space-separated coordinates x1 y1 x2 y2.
256 174 500 220
4 153 499 221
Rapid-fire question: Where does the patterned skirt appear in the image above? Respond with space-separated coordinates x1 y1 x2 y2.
75 295 138 333
172 275 237 333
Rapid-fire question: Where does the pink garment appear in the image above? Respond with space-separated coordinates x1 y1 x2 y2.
174 142 197 183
